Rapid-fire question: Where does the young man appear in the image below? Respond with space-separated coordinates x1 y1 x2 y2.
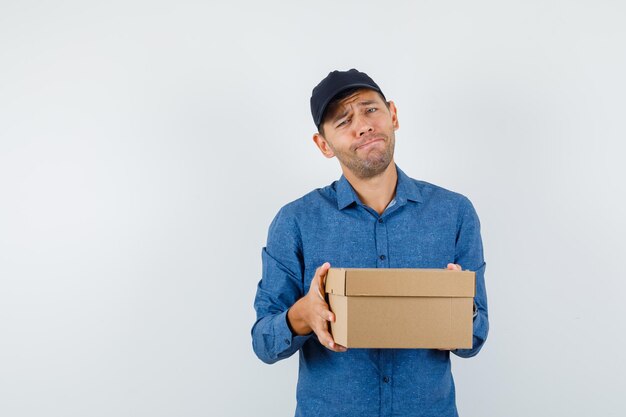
252 69 489 417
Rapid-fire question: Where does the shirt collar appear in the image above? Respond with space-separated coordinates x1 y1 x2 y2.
336 164 423 210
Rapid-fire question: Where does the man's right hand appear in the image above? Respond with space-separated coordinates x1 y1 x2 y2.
287 262 347 353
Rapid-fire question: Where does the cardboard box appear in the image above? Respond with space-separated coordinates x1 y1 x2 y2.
325 268 475 349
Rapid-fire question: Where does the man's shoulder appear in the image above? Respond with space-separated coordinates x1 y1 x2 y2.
406 174 471 205
271 180 339 221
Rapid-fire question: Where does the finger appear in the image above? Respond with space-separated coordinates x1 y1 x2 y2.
310 266 323 295
446 263 462 271
316 306 334 323
333 343 348 352
315 262 331 299
315 262 331 276
315 281 326 301
318 262 331 283
311 310 342 350
315 327 346 352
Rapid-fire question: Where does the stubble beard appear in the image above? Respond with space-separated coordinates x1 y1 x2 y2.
331 134 396 180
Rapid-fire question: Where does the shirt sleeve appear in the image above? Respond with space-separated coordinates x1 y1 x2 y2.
451 196 489 358
251 206 313 364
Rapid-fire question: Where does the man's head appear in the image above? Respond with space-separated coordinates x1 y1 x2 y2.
310 69 399 179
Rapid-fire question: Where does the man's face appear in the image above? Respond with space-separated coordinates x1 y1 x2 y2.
313 88 399 179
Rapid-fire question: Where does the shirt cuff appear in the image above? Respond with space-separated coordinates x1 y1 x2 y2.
273 310 312 355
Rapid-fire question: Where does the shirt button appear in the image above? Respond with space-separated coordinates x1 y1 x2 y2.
378 218 384 223
379 254 386 260
284 339 291 345
383 376 390 383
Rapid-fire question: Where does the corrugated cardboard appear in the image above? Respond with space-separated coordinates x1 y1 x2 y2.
325 268 475 349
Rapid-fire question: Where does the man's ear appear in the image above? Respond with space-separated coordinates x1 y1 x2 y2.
388 101 400 131
312 133 335 158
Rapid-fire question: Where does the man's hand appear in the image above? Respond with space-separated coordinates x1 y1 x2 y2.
287 262 348 352
446 263 462 271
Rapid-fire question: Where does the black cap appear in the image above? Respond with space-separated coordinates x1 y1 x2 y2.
310 68 385 128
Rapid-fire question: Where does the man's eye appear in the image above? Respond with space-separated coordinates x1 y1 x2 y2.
337 119 350 127
367 107 377 113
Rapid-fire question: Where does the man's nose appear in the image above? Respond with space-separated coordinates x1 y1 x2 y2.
355 115 374 136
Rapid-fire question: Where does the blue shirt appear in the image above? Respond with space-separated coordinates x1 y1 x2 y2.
252 164 489 417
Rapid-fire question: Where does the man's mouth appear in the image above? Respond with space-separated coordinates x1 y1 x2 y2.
356 137 384 150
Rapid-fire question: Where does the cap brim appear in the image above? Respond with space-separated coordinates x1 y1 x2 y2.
315 83 384 127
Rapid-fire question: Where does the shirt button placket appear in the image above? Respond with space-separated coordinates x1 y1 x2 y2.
375 216 389 267
376 215 392 416
380 350 394 417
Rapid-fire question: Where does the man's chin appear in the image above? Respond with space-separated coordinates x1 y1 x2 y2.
353 159 393 179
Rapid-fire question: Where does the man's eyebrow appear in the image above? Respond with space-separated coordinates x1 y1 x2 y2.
332 109 350 124
331 100 380 124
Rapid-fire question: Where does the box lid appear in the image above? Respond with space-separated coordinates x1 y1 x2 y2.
325 268 475 297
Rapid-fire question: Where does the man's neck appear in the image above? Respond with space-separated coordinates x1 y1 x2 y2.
342 161 398 215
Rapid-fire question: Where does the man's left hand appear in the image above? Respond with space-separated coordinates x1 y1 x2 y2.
446 263 462 271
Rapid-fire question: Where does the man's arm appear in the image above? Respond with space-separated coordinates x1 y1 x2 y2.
451 196 489 358
251 207 345 365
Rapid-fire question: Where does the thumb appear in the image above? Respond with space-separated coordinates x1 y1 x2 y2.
316 262 331 299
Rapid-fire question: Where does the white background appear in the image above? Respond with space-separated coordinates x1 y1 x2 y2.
1 1 625 416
